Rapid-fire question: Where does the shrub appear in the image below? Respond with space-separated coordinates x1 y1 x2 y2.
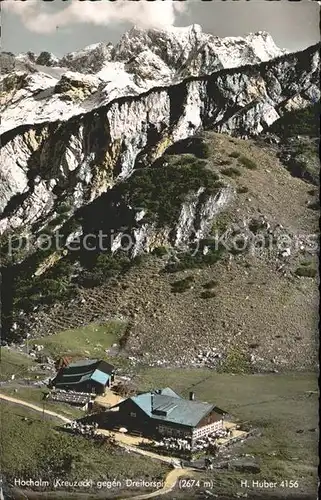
221 167 242 178
165 137 211 159
200 290 216 299
249 218 265 234
48 213 68 227
295 266 317 278
211 214 230 234
218 348 252 374
118 154 221 227
174 154 197 166
78 252 133 287
203 280 218 289
95 252 131 275
13 255 75 311
132 254 148 267
248 342 260 349
171 276 194 293
195 159 209 168
56 203 71 214
269 102 320 138
165 243 225 273
197 142 211 159
238 155 257 170
63 219 82 236
152 246 168 257
307 201 319 211
213 180 226 189
229 151 241 158
237 186 249 194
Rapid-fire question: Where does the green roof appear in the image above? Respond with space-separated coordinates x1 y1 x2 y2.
128 388 222 428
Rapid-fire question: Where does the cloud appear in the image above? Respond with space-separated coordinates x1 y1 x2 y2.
2 0 188 34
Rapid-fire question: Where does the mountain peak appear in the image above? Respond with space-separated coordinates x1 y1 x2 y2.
1 24 292 134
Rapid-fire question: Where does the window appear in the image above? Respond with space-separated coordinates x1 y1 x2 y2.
130 412 136 418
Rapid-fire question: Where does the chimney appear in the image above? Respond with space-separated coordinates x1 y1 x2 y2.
189 391 195 401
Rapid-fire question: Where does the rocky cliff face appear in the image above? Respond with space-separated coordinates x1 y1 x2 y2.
0 25 319 377
0 25 287 134
0 39 319 244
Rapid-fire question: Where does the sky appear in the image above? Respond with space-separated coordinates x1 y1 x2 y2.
1 0 320 57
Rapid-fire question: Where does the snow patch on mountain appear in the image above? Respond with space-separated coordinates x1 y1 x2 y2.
0 25 287 134
60 42 114 73
0 41 318 235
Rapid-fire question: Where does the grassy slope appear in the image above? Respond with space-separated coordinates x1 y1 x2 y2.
22 132 319 371
33 321 126 359
0 385 83 419
0 348 40 381
1 401 169 491
134 368 318 495
205 132 317 232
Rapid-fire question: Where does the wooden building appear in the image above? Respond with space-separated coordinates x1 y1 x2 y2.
108 387 225 441
52 359 115 395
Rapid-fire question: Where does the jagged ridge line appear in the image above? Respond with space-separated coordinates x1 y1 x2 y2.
1 41 319 146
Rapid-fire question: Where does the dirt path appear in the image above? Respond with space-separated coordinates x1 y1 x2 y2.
0 392 72 423
125 468 190 500
96 428 181 465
